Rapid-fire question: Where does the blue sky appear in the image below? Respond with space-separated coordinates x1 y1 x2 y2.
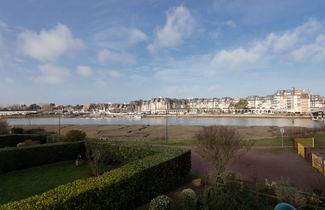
0 0 325 105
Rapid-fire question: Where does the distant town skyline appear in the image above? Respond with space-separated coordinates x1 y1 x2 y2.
0 87 324 107
0 1 325 105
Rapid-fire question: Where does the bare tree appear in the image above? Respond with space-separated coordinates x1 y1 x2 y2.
196 126 254 180
0 119 9 134
86 143 105 177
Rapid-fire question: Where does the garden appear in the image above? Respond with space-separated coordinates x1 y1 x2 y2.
0 119 191 209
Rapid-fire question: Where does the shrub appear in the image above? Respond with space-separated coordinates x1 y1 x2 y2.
24 128 46 135
85 142 106 176
180 188 197 210
0 141 85 173
0 134 47 148
1 142 191 210
65 130 86 142
149 195 172 210
0 119 9 134
203 185 238 210
275 186 307 209
11 127 25 134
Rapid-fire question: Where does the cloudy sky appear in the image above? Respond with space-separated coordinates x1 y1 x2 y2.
0 0 325 105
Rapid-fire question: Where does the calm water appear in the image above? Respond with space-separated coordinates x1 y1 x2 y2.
6 117 325 128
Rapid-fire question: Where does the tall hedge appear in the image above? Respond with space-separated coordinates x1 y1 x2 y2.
1 143 191 210
0 141 85 173
0 134 47 148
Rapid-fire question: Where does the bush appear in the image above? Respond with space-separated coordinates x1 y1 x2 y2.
1 142 191 210
203 185 238 210
180 188 197 210
0 134 47 148
149 195 172 210
0 119 9 134
275 186 307 209
24 128 46 135
11 128 25 134
11 128 47 135
0 141 85 173
65 130 86 142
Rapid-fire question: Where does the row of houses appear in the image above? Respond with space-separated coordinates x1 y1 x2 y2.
79 88 324 114
2 88 324 115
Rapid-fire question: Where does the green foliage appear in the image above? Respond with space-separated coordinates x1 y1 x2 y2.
234 99 248 109
1 142 191 210
0 141 85 173
65 130 86 142
0 119 9 134
10 128 24 134
203 185 238 210
149 195 172 210
10 128 47 135
180 188 197 210
0 134 47 148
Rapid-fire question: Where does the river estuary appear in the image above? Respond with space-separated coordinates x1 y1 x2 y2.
6 117 325 128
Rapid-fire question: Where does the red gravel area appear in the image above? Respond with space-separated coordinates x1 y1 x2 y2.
180 146 325 192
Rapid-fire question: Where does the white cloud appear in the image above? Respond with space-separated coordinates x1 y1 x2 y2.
224 20 236 28
211 48 260 69
108 70 123 78
97 49 136 64
149 6 195 52
291 35 325 63
76 65 93 77
18 24 84 62
35 64 70 84
94 28 147 49
0 20 8 31
210 18 325 71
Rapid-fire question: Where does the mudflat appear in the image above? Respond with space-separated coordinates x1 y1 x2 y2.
15 124 286 140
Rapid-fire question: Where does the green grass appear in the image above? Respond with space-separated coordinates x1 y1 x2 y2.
314 132 325 146
0 160 94 204
120 139 197 146
250 132 325 147
250 137 292 146
110 132 325 147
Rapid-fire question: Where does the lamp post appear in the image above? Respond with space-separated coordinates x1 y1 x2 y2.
280 128 285 148
58 114 61 136
165 103 168 143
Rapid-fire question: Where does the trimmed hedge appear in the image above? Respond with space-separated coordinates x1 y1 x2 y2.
0 134 47 148
1 142 191 209
0 141 85 173
86 140 156 163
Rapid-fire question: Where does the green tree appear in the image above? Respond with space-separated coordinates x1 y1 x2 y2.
234 99 248 109
65 130 86 142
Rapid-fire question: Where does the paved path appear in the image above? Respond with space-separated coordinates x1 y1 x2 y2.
163 145 325 193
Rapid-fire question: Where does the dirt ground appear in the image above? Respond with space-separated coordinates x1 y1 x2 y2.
16 124 282 140
187 146 325 193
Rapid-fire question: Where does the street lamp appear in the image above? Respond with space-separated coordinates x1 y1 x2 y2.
165 104 168 143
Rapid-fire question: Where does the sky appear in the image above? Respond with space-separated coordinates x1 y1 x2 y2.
0 0 325 105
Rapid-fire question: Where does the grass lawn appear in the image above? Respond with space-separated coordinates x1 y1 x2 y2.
0 160 95 204
114 132 325 147
120 139 197 146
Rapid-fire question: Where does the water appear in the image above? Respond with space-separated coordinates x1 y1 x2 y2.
6 117 324 128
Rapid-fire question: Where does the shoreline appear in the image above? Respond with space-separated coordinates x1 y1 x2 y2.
0 114 311 119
